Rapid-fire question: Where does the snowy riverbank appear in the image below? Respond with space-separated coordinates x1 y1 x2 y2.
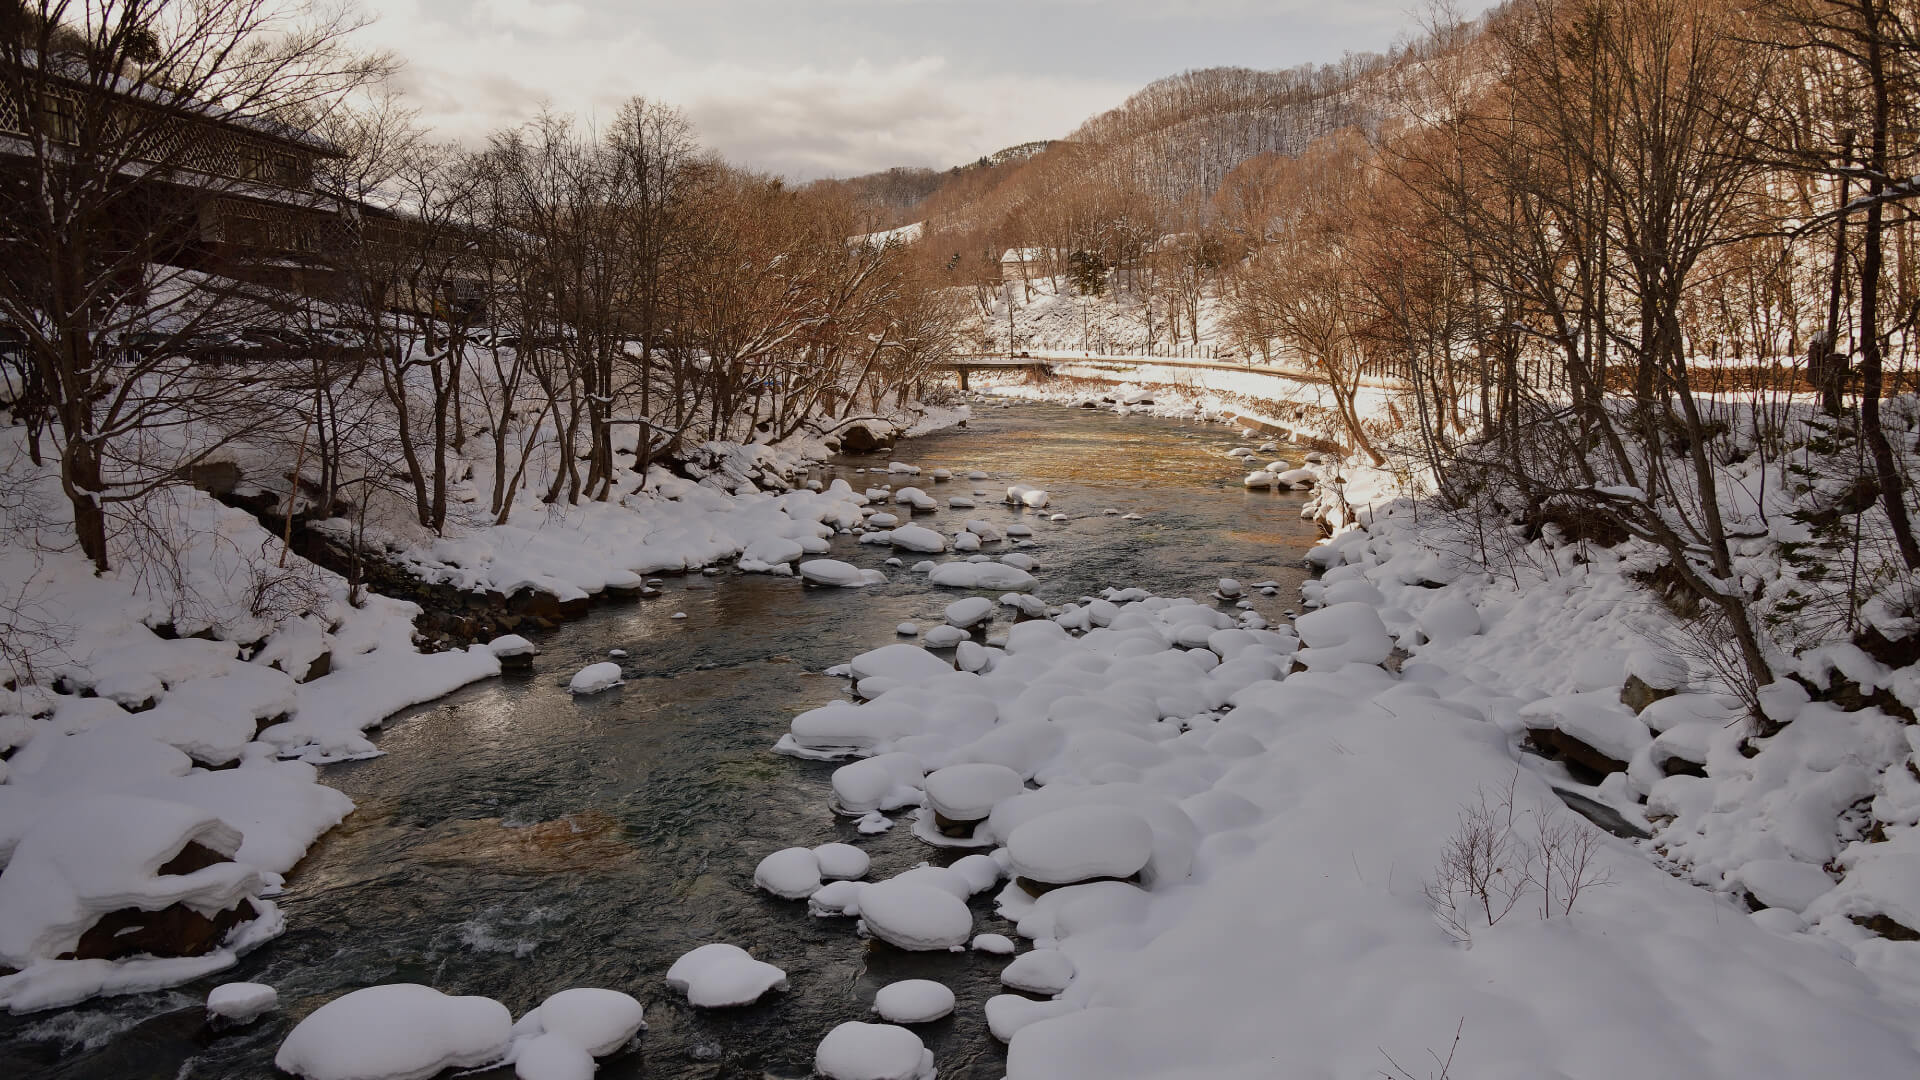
0 403 973 1012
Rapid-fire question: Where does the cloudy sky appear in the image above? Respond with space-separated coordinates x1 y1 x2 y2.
351 1 1482 180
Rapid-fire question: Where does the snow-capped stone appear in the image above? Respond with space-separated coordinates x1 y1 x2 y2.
1006 524 1033 538
889 524 947 553
1732 860 1834 912
208 982 277 1024
896 623 920 637
868 512 901 528
985 994 1076 1042
754 847 822 899
929 563 1037 591
1007 805 1155 886
872 980 956 1024
810 880 865 917
948 496 976 509
971 933 1016 955
952 853 1005 893
513 1034 594 1080
946 597 995 629
858 880 972 950
814 1022 935 1080
1002 948 1077 994
925 763 1024 823
1417 596 1481 643
515 987 646 1056
665 943 789 1007
801 559 887 587
1216 578 1243 599
1243 471 1273 489
999 553 1038 571
953 532 982 552
567 663 623 695
923 625 968 648
888 462 920 475
275 984 512 1080
488 635 537 658
1006 485 1050 508
831 753 926 815
893 487 938 512
1292 602 1392 669
814 843 872 881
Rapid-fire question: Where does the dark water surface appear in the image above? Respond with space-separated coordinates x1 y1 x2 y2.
1 401 1322 1079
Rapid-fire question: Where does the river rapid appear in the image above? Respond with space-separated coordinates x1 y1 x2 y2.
0 400 1324 1080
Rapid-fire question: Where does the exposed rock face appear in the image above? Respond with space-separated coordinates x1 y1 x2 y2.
64 899 257 961
839 423 894 454
1620 674 1677 714
1524 727 1629 783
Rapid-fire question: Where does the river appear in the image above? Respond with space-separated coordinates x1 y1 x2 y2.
0 400 1324 1080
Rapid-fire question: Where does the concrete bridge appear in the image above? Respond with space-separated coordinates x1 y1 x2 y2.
936 354 1057 389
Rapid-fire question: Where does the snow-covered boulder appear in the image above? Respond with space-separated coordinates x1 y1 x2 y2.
945 597 995 629
1292 602 1392 669
208 981 277 1024
872 979 956 1024
1001 947 1077 995
858 880 972 950
800 559 887 587
0 794 263 970
567 663 623 695
1005 485 1050 508
928 563 1037 592
924 763 1024 832
888 525 947 553
815 1022 935 1080
1007 805 1155 888
512 987 645 1057
275 984 512 1080
754 847 822 899
1242 471 1273 490
665 943 789 1007
814 842 872 881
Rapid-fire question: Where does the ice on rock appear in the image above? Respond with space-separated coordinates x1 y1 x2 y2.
946 597 995 629
754 847 823 899
873 980 956 1023
665 943 789 1007
814 1021 935 1080
923 625 968 648
858 880 973 950
929 562 1037 592
896 623 920 637
971 933 1016 955
801 560 887 587
274 984 512 1080
1291 602 1392 669
1005 485 1050 508
208 981 277 1024
925 763 1025 823
814 843 872 881
514 987 645 1056
888 524 947 553
1007 805 1155 887
567 662 624 695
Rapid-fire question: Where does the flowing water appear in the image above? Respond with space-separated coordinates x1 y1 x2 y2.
0 401 1325 1080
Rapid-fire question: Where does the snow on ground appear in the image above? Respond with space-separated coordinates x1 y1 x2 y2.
746 528 1920 1078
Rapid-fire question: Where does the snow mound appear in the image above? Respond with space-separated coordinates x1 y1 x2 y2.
274 984 512 1080
1292 602 1392 669
1002 948 1076 994
815 842 872 881
567 663 623 695
872 979 956 1023
513 987 645 1057
815 1021 936 1080
208 981 277 1023
929 563 1037 592
664 943 789 1007
889 525 947 553
925 763 1025 822
946 597 995 628
858 880 972 950
754 847 822 899
971 933 1016 955
801 560 886 587
1007 805 1155 885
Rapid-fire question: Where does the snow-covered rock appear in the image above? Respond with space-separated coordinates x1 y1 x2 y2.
815 1022 935 1080
208 981 277 1024
800 560 887 587
929 563 1037 592
275 984 512 1080
513 987 645 1056
889 525 947 553
872 979 956 1024
858 880 972 950
567 663 623 695
1002 948 1076 994
664 943 788 1007
754 847 822 899
1007 805 1155 886
814 843 872 881
1006 485 1050 508
946 597 995 629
